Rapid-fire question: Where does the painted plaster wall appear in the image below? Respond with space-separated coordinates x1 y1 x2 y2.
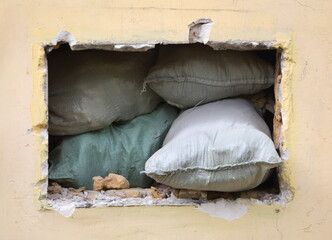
0 0 331 239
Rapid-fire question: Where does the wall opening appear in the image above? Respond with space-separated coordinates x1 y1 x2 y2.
43 41 288 210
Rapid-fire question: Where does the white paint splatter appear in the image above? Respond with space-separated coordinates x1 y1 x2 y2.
197 199 248 220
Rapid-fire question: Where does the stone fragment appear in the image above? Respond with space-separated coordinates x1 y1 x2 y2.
150 187 161 198
59 187 74 199
85 190 100 200
68 186 86 196
105 190 122 198
92 176 105 191
240 191 260 199
48 182 62 194
121 188 143 198
48 193 62 200
105 188 144 198
173 189 207 200
104 173 130 189
92 173 130 191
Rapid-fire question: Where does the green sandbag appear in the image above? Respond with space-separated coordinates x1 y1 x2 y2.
48 48 161 135
48 103 179 189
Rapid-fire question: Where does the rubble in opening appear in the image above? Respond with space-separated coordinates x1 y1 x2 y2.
46 182 280 206
43 37 292 216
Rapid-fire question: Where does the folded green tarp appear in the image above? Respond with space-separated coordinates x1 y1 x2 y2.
48 103 179 189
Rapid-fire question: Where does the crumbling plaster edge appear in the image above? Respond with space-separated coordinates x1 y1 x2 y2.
32 44 49 206
40 192 291 218
32 30 294 214
45 31 277 52
272 33 296 200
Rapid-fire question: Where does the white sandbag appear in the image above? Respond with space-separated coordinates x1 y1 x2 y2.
144 98 282 192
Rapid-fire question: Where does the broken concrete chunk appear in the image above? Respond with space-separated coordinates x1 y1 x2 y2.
92 176 104 191
92 173 130 191
104 173 130 189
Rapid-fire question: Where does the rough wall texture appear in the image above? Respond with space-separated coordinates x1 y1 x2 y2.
1 0 332 239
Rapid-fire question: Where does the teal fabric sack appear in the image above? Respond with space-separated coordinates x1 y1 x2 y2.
48 104 179 189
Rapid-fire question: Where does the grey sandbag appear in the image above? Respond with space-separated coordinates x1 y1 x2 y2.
48 48 162 135
144 44 275 109
144 99 282 192
48 103 179 189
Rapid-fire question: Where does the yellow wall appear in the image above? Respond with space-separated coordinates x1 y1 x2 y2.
1 0 332 239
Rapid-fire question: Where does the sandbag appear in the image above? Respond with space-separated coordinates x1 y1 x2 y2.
48 103 179 190
48 49 161 135
144 44 274 109
144 99 282 192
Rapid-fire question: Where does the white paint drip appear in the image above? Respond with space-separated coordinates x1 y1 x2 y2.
197 199 248 220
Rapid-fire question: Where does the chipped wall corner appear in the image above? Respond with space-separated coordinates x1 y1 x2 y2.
188 18 213 44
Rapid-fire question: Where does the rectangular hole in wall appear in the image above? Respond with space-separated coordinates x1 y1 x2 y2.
44 42 286 208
